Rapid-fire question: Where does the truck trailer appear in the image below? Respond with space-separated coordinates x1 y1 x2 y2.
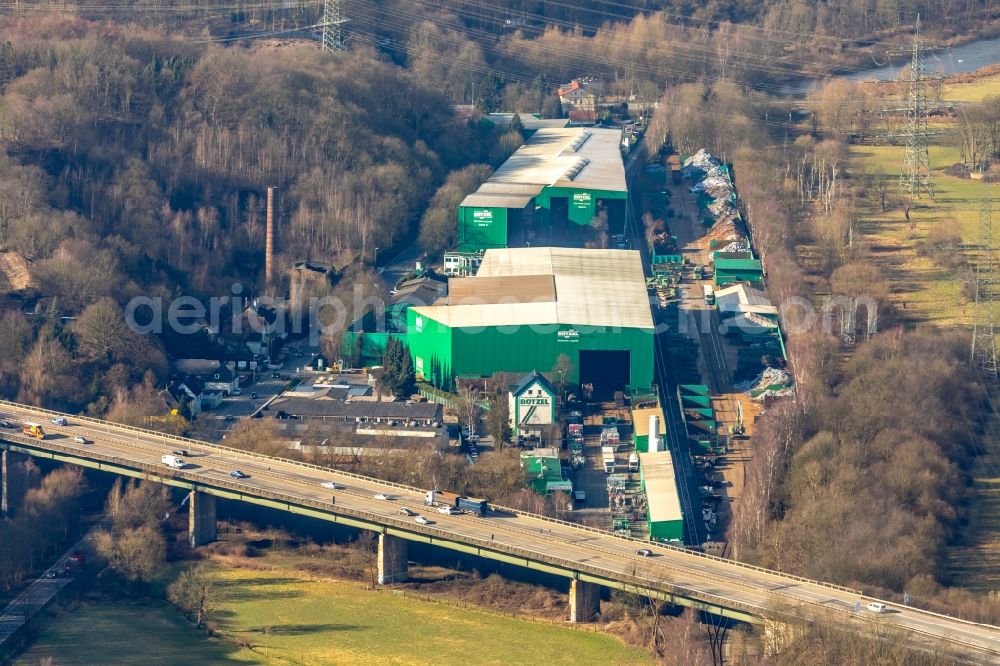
602 446 616 473
424 490 489 516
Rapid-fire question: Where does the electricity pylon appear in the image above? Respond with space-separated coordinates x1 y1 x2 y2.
899 15 935 201
321 0 347 52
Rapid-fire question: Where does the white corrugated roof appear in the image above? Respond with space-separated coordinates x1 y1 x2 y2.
715 283 778 315
485 113 571 131
639 452 683 524
476 182 546 196
459 193 535 209
484 127 627 194
412 247 653 330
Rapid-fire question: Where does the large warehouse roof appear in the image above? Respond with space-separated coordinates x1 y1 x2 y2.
412 247 653 329
459 193 535 209
639 452 683 525
474 128 627 197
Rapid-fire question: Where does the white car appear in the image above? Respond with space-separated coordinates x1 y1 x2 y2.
866 602 887 614
73 435 88 444
415 515 430 525
320 481 344 490
437 505 459 515
373 493 391 501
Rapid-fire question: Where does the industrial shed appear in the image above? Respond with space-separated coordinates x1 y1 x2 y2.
457 128 628 252
407 247 654 397
639 451 685 542
712 252 763 286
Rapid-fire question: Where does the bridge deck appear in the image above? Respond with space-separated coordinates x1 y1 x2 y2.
1 400 998 662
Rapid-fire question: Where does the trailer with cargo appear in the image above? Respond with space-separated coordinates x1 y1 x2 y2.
424 490 489 516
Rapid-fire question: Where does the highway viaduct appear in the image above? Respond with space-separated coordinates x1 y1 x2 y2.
1 399 999 662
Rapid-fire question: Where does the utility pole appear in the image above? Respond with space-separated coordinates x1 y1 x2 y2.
972 168 997 382
321 0 347 52
899 15 935 201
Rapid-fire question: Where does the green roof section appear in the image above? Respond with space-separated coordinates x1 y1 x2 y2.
521 450 570 494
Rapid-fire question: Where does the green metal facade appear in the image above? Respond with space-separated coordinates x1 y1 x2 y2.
407 309 653 391
713 258 763 286
341 302 412 366
535 187 627 227
457 187 628 252
457 206 509 252
647 515 685 542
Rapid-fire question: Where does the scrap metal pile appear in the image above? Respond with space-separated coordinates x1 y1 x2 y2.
736 366 795 401
682 149 750 255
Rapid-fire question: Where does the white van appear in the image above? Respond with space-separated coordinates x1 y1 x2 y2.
866 602 887 614
161 454 186 469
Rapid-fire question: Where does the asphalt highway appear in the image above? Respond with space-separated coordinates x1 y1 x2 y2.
2 401 999 662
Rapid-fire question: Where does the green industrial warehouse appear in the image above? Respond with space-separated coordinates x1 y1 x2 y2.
407 247 654 397
639 452 685 542
457 128 628 252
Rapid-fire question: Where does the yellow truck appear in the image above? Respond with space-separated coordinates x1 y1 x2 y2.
22 422 45 439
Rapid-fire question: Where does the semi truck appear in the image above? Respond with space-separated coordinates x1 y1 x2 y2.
21 422 45 439
424 490 489 517
602 446 616 473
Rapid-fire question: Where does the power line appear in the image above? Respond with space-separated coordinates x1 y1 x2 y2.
972 167 997 382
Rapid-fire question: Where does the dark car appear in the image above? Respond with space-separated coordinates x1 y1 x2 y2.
250 392 258 399
635 548 654 557
0 419 13 428
271 372 281 379
171 449 189 457
230 470 248 479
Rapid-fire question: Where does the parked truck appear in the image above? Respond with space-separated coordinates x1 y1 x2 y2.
703 284 715 305
21 422 45 439
424 490 489 517
602 446 616 473
628 452 639 472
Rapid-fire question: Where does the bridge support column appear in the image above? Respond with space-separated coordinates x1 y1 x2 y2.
188 491 217 548
377 533 408 584
1 449 8 517
569 579 601 622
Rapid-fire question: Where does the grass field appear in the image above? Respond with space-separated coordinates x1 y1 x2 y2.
14 603 248 665
849 71 1000 591
941 72 1000 103
16 567 649 666
849 140 994 326
207 567 649 666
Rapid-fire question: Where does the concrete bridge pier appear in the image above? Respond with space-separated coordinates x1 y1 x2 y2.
188 491 217 548
377 533 408 584
569 579 601 622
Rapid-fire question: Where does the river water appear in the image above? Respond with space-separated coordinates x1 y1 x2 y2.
785 34 1000 95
